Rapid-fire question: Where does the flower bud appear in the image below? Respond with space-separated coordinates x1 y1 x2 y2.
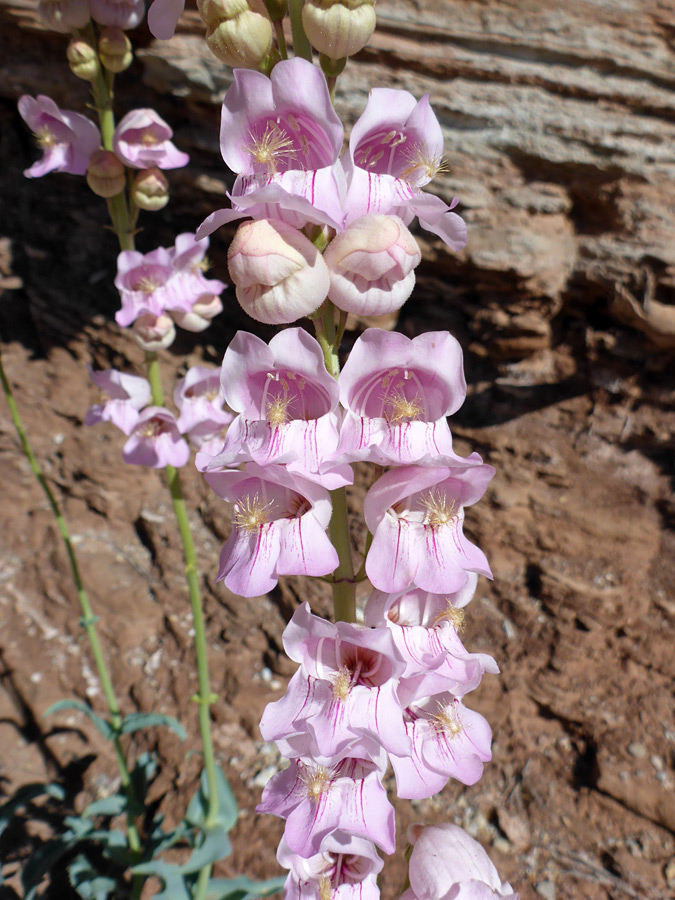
98 27 133 72
67 38 100 81
131 313 176 350
302 0 376 59
169 294 223 332
198 0 273 69
263 0 286 21
86 150 126 198
323 214 421 316
227 219 330 325
132 168 169 211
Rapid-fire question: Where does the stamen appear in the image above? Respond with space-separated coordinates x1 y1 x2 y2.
138 419 164 438
35 126 56 148
433 601 466 633
331 666 352 702
266 394 292 427
431 701 463 737
133 275 161 294
319 875 333 900
399 142 448 184
299 764 333 803
244 121 295 175
233 493 275 533
420 491 461 529
383 388 423 423
141 131 160 145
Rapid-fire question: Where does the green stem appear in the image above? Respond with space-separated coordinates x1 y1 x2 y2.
273 19 288 59
328 487 356 623
0 343 143 864
288 0 313 61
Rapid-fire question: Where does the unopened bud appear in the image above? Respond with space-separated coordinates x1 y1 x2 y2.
132 168 169 211
67 37 100 81
98 27 133 72
86 150 126 198
228 218 330 325
302 0 376 59
323 214 421 316
132 313 176 351
263 0 286 21
170 294 223 332
39 0 90 33
198 0 273 69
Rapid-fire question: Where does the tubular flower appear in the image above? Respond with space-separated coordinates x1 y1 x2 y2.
85 367 151 435
113 108 189 170
205 464 338 597
277 832 382 900
18 95 100 178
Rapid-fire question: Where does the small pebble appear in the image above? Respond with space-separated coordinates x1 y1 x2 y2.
251 765 277 788
665 858 675 889
502 619 517 640
650 754 664 771
259 666 273 682
627 742 647 759
52 433 64 445
535 881 555 900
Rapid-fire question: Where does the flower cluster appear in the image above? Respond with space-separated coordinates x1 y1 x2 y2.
114 231 226 348
85 363 232 467
197 56 465 324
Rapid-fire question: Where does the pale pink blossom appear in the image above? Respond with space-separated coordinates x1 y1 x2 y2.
113 109 189 170
115 247 176 327
344 90 467 251
18 95 100 178
257 756 395 858
205 465 338 597
198 58 344 237
174 366 233 439
403 824 519 900
89 0 145 29
337 329 467 466
364 577 479 629
277 832 382 900
147 0 185 39
131 312 176 350
84 367 151 435
364 465 494 594
122 407 190 468
38 0 90 31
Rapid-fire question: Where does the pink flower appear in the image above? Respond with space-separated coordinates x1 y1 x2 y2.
277 832 382 900
84 367 151 435
205 329 349 486
337 329 467 466
324 215 421 317
174 366 233 439
122 407 190 468
169 232 226 309
260 603 410 763
403 824 519 900
205 464 338 597
113 109 189 170
147 0 185 39
114 247 175 327
390 695 492 800
198 58 344 237
364 465 494 594
18 95 100 178
344 90 467 251
257 756 395 858
89 0 145 29
364 576 479 628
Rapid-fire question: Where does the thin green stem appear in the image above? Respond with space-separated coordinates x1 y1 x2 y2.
273 19 288 59
288 0 313 61
328 486 356 623
0 343 143 864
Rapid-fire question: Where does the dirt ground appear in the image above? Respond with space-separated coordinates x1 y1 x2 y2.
1 24 675 900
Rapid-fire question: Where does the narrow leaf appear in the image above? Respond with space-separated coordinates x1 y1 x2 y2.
45 699 113 740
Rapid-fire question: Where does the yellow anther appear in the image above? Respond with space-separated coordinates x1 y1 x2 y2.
244 121 295 175
433 602 466 633
431 702 463 737
299 764 333 803
399 143 448 184
420 491 461 529
233 493 274 533
266 395 292 427
384 388 423 424
331 667 351 702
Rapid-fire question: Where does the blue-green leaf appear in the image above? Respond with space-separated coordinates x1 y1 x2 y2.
130 860 192 900
22 835 79 900
45 699 113 740
82 794 127 819
0 782 64 839
69 854 118 900
180 824 231 874
120 712 186 740
186 765 238 834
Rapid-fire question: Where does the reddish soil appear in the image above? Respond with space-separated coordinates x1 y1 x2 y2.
0 34 674 900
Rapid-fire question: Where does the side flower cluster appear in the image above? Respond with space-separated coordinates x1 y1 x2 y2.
200 326 498 900
85 363 232 467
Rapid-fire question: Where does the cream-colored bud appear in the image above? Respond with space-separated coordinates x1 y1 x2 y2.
132 168 169 211
302 0 376 59
98 27 133 73
198 0 273 68
302 0 375 59
67 37 100 81
132 313 176 351
228 218 330 325
86 150 126 198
